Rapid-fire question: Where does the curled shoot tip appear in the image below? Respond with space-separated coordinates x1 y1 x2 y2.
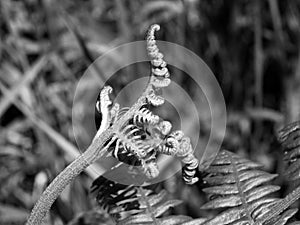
147 24 160 41
151 24 160 31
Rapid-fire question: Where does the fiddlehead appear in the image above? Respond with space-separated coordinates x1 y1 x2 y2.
158 130 199 185
107 117 168 179
94 86 113 139
26 24 197 225
91 24 176 180
146 24 170 106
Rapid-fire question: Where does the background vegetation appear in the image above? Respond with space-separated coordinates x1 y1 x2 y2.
0 0 300 224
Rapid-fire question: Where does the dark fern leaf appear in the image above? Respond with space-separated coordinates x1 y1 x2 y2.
91 175 207 225
278 121 300 181
201 150 297 225
91 175 143 221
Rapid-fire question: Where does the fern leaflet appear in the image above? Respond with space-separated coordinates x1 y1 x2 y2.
201 150 297 225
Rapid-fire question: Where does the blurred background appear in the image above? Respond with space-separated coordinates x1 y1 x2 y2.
0 0 300 224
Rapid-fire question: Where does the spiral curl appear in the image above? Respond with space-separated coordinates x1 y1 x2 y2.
96 25 198 184
146 24 170 105
158 131 199 185
133 108 160 126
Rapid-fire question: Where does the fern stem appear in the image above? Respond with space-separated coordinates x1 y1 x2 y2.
138 187 159 225
26 89 151 225
228 152 255 224
26 132 110 225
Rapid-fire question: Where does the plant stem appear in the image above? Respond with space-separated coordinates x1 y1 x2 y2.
26 89 150 225
25 129 110 225
26 24 163 224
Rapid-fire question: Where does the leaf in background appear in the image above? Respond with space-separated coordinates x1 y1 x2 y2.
0 55 47 119
137 0 184 33
0 204 29 224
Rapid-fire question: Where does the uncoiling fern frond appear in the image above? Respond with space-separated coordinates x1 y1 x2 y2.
200 150 298 225
91 175 207 225
146 24 171 106
278 121 300 181
93 24 199 184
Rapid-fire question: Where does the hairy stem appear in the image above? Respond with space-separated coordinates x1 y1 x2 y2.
26 24 163 225
138 187 159 225
228 152 254 224
26 131 110 225
26 90 150 225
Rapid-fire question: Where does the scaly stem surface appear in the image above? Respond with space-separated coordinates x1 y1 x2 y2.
26 128 110 225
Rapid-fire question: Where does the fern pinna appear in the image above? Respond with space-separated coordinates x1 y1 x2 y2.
91 148 300 225
91 174 207 225
201 150 299 225
278 121 300 182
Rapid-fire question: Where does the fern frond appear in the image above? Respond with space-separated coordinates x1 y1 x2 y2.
256 120 300 225
26 24 176 225
91 175 207 225
278 121 300 181
242 121 300 225
201 150 297 225
26 23 199 225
